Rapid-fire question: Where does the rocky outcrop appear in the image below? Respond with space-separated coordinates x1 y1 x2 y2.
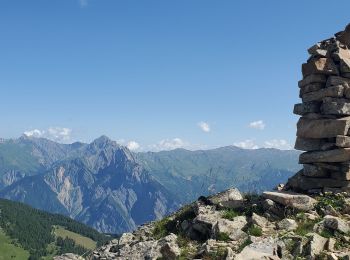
288 23 350 193
87 188 350 259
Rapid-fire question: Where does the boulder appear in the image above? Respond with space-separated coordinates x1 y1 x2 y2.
302 58 339 77
158 233 181 260
277 218 298 231
213 217 248 241
303 233 328 257
262 191 316 211
251 213 268 228
296 117 350 139
208 188 244 209
323 215 350 233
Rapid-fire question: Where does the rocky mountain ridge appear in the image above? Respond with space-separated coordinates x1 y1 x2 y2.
85 187 350 259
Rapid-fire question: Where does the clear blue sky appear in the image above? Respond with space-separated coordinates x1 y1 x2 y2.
1 0 350 151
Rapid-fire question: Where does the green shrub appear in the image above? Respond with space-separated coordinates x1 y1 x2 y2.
217 232 230 242
152 218 171 240
295 220 317 236
222 209 240 220
247 226 262 237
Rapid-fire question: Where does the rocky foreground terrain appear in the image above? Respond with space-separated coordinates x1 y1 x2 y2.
56 187 350 260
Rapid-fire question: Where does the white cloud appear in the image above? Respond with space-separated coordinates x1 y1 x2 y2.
263 139 292 150
198 122 211 132
23 129 44 138
127 141 140 151
234 139 259 149
79 0 88 7
23 127 72 143
249 120 265 130
149 138 188 151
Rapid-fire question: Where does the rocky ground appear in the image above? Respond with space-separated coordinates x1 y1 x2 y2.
58 187 350 260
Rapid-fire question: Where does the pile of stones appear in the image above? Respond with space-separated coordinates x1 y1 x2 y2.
288 24 350 193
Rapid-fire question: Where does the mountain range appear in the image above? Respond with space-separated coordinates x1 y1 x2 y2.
0 135 301 234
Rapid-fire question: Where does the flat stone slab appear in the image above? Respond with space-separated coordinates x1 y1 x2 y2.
321 99 350 115
294 102 320 116
294 137 333 151
326 75 350 87
287 172 350 190
299 83 324 96
301 85 344 102
299 148 350 163
299 74 327 88
297 117 350 138
262 191 316 211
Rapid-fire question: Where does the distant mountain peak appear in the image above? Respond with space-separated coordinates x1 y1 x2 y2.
91 135 116 147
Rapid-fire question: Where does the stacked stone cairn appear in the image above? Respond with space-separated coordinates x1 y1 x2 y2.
287 24 350 193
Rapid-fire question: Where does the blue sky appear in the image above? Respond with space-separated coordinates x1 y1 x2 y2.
1 0 350 151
